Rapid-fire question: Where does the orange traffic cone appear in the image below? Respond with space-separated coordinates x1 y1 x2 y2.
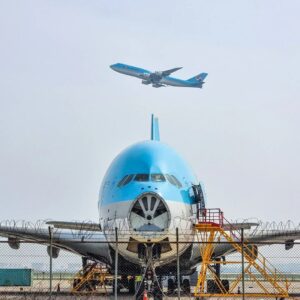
143 290 148 300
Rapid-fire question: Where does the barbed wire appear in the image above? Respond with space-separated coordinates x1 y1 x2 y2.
1 218 300 241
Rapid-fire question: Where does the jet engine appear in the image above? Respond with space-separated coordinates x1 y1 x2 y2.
142 80 151 85
47 246 60 258
139 73 150 79
153 71 163 78
149 71 163 82
8 237 20 250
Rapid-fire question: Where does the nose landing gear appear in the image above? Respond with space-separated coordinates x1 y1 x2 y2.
136 269 163 300
136 243 163 300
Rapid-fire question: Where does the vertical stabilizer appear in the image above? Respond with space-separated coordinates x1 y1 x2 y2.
151 114 160 141
188 72 208 82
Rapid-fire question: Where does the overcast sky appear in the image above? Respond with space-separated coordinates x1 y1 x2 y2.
0 1 299 224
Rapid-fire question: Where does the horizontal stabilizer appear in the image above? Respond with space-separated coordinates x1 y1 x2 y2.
46 221 102 231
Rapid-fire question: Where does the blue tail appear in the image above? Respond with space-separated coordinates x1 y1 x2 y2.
151 114 160 141
187 72 208 83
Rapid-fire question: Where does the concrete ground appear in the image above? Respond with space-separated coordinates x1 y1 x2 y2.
0 279 300 299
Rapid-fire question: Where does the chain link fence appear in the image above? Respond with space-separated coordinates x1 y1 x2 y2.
0 232 300 299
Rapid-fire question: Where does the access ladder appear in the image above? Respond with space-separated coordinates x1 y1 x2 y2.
193 208 291 298
72 261 110 294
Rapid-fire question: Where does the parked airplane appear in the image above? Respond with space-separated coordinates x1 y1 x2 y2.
0 115 299 297
110 63 208 88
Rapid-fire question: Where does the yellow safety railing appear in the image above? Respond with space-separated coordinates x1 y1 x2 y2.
193 209 290 298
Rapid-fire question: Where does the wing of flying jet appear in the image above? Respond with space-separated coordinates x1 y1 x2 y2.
141 67 182 80
142 67 182 87
161 67 182 77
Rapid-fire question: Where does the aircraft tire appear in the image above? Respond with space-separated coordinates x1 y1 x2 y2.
182 278 191 294
128 277 135 294
167 278 175 294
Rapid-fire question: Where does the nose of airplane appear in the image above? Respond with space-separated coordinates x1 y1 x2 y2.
128 193 170 233
110 63 118 70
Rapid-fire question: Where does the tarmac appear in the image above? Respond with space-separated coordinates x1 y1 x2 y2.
1 277 300 299
1 290 300 299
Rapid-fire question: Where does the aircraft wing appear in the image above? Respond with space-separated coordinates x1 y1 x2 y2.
46 220 101 231
189 226 300 269
0 221 111 264
247 228 300 246
161 67 182 77
219 227 300 256
222 222 300 245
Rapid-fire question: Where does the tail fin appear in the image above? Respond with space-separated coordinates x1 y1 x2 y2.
151 114 160 141
188 72 208 82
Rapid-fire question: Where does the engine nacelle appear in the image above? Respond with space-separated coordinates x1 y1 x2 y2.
47 246 60 258
142 80 151 85
154 71 163 77
8 237 20 250
140 73 150 79
285 239 294 250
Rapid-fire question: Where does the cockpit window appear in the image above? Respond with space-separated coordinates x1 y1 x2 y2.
117 174 133 187
165 174 182 188
151 174 166 182
171 175 182 188
117 175 128 187
134 174 149 182
165 174 176 185
118 173 182 188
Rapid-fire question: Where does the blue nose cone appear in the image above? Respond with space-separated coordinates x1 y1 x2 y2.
110 63 122 71
110 64 117 70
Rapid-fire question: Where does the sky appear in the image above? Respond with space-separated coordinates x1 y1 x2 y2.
0 1 299 224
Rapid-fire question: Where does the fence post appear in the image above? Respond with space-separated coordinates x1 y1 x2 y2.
176 227 180 300
48 226 53 299
114 227 118 300
241 228 245 300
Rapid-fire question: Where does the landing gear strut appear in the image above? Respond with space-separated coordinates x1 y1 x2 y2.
136 243 163 300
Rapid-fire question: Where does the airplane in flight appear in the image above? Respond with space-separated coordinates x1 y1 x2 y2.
110 63 208 88
0 115 299 297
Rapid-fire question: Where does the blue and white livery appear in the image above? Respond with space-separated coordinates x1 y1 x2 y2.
110 63 208 88
99 115 199 264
